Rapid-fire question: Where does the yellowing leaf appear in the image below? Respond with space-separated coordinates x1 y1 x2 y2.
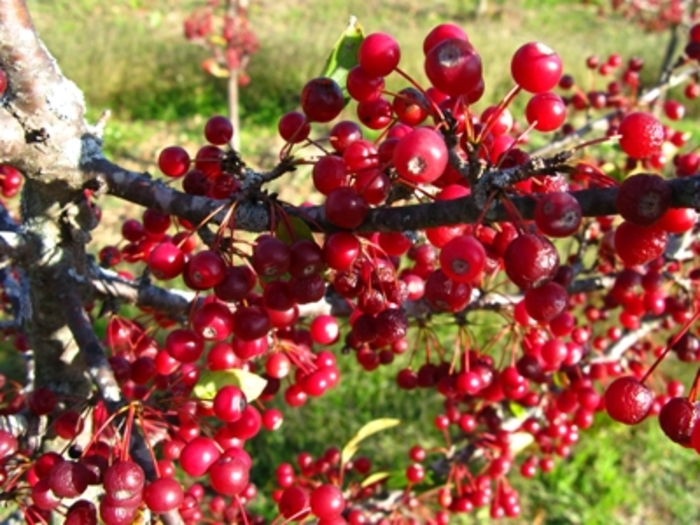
208 34 228 47
341 418 400 466
194 368 268 402
360 471 391 488
202 58 230 78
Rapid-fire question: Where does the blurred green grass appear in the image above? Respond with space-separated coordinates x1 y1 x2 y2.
7 0 700 523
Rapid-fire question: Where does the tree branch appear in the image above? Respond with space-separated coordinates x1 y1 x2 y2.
62 287 123 408
90 265 197 317
97 153 700 234
534 64 700 157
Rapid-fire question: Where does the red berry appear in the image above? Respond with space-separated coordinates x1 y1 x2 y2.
252 237 291 278
158 146 190 177
392 87 430 127
329 120 363 153
423 23 468 55
213 385 247 423
604 376 653 425
424 39 482 97
166 329 204 363
324 232 361 271
28 387 56 416
48 460 90 498
358 32 401 77
310 484 345 519
657 207 697 234
301 78 345 123
618 112 664 159
525 92 566 132
614 221 668 267
324 187 368 229
534 192 582 237
393 128 448 184
179 437 220 477
503 233 560 289
313 156 347 195
208 456 249 496
214 265 256 302
278 111 311 143
0 69 7 97
511 42 562 94
143 478 184 513
346 66 385 103
616 173 671 226
310 315 339 345
524 281 568 322
204 115 234 145
185 250 227 290
424 269 472 312
439 234 486 283
102 461 145 507
232 306 271 341
148 242 185 280
279 486 310 521
658 397 699 445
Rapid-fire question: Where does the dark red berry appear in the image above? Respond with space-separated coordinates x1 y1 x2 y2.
604 376 653 425
301 78 345 123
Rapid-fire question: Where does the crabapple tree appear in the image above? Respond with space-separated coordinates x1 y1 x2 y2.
184 0 259 151
1 0 700 523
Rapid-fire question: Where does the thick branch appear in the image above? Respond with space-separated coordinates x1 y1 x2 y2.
62 288 123 407
98 155 700 233
0 0 60 115
90 266 196 317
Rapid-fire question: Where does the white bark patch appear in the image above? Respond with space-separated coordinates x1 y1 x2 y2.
61 136 84 168
156 184 175 211
45 78 83 121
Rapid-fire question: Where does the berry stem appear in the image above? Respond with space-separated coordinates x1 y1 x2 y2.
640 305 700 384
476 84 521 142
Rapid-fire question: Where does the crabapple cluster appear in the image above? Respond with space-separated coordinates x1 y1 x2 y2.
3 11 700 525
605 0 691 32
184 0 259 85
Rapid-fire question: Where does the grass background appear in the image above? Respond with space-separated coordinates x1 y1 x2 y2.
8 0 700 523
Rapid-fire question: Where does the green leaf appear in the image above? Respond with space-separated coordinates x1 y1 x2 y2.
194 368 268 402
320 16 364 100
275 216 315 245
508 401 527 419
384 469 407 490
341 418 400 465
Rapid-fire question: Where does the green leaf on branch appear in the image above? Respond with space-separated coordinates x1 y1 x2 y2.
321 15 364 101
340 418 400 466
194 368 268 402
275 215 314 245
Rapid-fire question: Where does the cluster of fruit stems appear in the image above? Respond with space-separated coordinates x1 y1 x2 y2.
2 0 700 522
